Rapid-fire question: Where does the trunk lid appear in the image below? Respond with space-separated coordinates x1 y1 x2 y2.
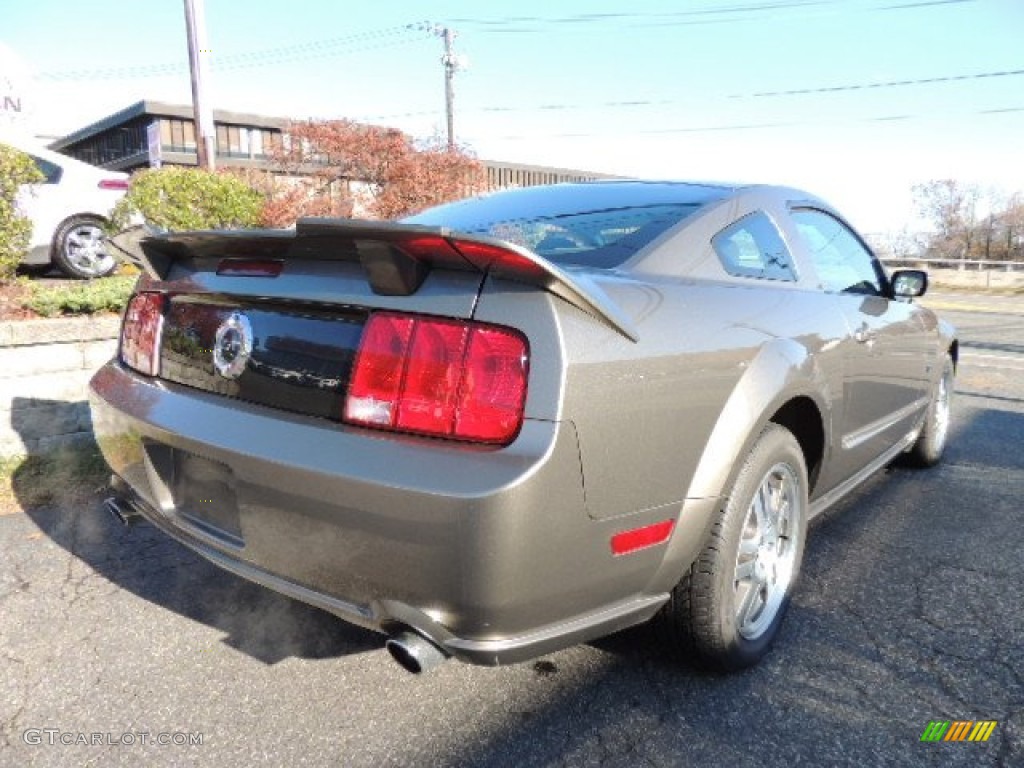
113 218 636 424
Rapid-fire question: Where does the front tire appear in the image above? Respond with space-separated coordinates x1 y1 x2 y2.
903 354 954 468
52 215 118 279
660 424 808 671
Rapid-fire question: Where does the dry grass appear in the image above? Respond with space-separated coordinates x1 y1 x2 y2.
0 444 110 515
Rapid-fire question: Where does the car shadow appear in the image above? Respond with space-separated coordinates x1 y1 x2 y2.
12 399 381 666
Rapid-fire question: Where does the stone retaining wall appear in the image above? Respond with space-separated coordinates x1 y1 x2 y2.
0 316 120 456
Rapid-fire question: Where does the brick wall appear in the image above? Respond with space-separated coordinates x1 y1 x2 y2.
0 316 120 456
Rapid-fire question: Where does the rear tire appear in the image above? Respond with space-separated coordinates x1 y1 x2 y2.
660 424 808 671
52 215 118 279
903 354 954 468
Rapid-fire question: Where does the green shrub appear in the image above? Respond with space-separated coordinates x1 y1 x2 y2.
110 167 263 232
23 274 137 317
0 145 45 282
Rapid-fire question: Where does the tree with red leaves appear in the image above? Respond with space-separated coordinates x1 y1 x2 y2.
260 119 485 226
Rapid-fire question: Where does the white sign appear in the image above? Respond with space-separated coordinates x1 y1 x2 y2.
0 43 32 132
147 121 162 168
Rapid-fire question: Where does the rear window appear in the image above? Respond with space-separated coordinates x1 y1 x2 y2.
403 182 726 268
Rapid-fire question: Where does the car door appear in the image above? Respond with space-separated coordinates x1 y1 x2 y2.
787 207 932 481
17 153 64 252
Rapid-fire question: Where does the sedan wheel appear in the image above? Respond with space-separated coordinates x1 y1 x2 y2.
660 424 808 671
53 216 118 279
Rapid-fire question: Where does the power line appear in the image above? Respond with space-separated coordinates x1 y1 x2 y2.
741 67 1024 98
445 0 973 29
357 67 1024 122
38 23 433 81
474 103 1024 142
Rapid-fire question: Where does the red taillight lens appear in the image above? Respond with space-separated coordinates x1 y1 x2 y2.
395 320 469 434
344 312 528 445
345 314 415 426
98 178 130 191
454 327 530 442
121 292 165 376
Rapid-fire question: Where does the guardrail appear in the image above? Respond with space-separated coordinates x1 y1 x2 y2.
882 257 1024 272
880 258 1024 290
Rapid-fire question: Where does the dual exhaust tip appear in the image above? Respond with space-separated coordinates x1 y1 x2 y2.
104 495 143 527
385 631 449 675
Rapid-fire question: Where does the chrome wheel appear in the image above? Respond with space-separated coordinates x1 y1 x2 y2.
733 462 802 640
661 424 807 670
61 222 116 277
932 362 953 451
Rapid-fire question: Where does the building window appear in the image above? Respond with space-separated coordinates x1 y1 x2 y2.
215 124 252 158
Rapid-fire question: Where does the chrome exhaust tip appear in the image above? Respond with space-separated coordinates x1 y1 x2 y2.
104 496 142 527
385 631 449 674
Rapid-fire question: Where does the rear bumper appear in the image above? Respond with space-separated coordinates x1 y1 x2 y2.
89 361 701 665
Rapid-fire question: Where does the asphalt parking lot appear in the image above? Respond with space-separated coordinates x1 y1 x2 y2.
1 295 1022 768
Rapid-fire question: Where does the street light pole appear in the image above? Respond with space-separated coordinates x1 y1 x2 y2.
183 0 215 170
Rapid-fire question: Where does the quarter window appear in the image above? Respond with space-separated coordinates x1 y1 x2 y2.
30 155 62 184
712 211 796 281
790 209 885 295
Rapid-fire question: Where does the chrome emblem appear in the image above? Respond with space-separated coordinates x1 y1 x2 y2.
213 312 252 379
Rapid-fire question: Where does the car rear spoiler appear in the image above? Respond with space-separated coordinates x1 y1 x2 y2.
110 219 639 342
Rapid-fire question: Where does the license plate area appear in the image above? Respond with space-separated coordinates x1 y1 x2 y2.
171 451 243 548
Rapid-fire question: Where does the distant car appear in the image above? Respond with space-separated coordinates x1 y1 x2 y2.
90 181 956 674
3 136 128 278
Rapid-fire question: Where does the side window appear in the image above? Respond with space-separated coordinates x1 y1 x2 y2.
712 211 796 282
29 155 63 184
790 208 884 295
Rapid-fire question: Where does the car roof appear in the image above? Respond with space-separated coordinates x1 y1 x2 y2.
0 132 127 177
404 179 743 228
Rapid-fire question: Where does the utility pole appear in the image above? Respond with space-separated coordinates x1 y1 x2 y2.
183 0 215 170
439 26 458 150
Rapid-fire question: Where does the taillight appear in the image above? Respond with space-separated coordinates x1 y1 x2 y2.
344 312 529 445
121 292 165 376
98 178 130 191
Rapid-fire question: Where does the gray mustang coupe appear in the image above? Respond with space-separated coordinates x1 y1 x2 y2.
90 181 956 673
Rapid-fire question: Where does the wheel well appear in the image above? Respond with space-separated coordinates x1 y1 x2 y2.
770 397 825 493
50 213 110 250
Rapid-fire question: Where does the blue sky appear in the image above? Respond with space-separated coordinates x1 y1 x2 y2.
3 0 1022 234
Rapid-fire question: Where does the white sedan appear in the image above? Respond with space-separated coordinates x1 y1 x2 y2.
4 135 129 278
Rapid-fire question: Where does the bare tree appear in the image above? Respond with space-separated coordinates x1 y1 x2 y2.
912 179 981 262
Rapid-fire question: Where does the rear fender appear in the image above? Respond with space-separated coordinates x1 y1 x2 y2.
683 338 833 502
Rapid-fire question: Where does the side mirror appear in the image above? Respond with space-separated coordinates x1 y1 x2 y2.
891 269 928 299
